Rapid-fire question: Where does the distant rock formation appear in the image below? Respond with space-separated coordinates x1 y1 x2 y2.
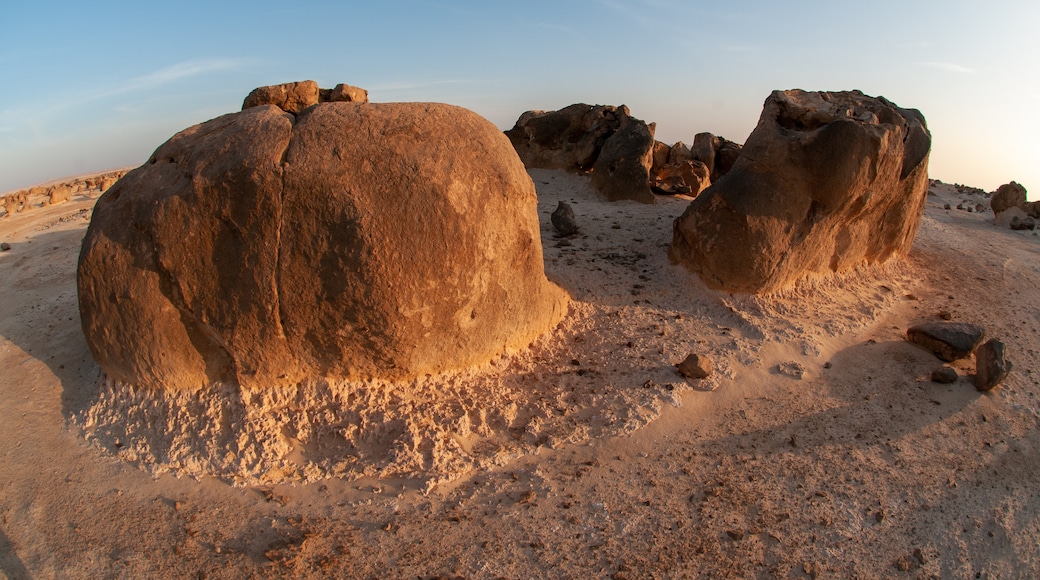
670 89 931 293
78 85 567 391
1 170 126 218
505 104 744 204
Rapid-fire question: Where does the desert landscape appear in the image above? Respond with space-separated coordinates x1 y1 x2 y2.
1 83 1038 579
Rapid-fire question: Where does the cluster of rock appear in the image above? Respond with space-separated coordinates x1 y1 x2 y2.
1 171 125 217
78 81 567 391
670 89 932 293
505 104 740 204
990 181 1038 230
242 80 368 113
907 321 1011 391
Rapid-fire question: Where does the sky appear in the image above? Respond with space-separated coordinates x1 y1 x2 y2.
2 0 1038 198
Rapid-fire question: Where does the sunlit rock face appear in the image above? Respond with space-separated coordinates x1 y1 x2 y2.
670 89 931 294
78 96 567 391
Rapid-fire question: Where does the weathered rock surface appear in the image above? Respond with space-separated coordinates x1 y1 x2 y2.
551 201 579 236
990 181 1027 215
79 98 568 391
590 116 656 203
974 338 1011 391
670 89 931 293
907 322 985 362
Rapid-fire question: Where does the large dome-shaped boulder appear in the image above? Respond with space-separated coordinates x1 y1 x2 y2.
670 89 931 293
78 100 568 391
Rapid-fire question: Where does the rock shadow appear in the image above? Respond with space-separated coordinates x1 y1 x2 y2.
0 225 103 420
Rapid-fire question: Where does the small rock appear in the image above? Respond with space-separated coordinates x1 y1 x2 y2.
725 530 744 541
551 201 579 236
0 242 10 252
938 309 952 320
974 338 1012 391
975 203 986 213
943 203 951 210
931 366 958 384
776 361 807 380
913 548 927 565
906 322 985 362
676 353 713 379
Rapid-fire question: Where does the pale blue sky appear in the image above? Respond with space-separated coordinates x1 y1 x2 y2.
2 0 1038 197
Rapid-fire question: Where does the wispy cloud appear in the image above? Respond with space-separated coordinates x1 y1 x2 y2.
108 58 256 97
917 61 976 74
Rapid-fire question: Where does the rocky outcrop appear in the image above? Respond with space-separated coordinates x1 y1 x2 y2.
670 89 931 293
506 104 657 203
242 81 370 115
505 104 628 171
78 91 568 391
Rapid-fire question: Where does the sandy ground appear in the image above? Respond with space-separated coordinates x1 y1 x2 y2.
1 171 1038 578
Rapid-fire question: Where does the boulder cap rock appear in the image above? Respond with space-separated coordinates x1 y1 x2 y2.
242 80 320 114
78 100 568 391
907 321 985 362
670 89 931 293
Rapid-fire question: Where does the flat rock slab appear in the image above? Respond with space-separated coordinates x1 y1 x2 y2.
906 322 985 362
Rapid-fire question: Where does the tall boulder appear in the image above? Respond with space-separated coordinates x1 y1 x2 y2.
590 116 656 203
670 89 931 293
78 94 568 391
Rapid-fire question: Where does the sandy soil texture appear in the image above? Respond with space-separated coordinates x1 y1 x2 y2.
0 172 1038 578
